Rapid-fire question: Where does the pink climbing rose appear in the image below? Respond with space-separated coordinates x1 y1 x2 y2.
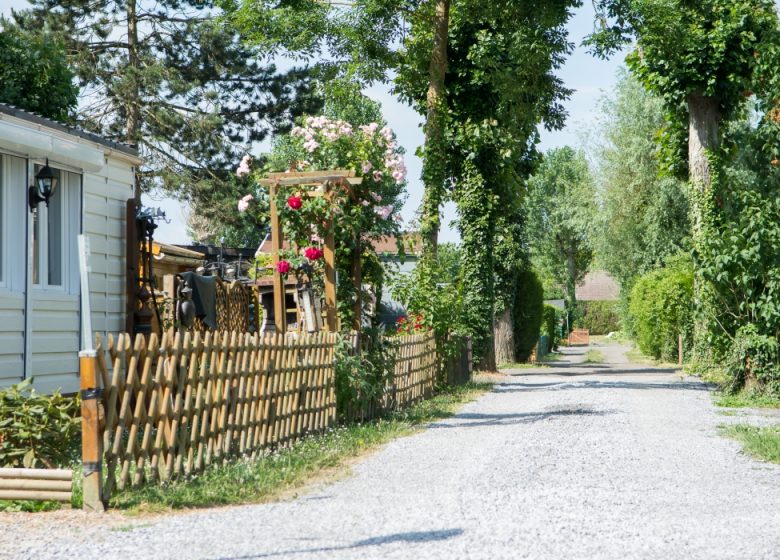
237 194 253 213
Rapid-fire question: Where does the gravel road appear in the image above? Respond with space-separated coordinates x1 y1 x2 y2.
3 343 780 560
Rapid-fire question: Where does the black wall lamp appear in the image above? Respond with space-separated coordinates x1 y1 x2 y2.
29 159 58 212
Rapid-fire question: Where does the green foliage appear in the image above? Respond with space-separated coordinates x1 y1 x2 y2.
724 325 780 394
391 248 467 356
588 0 778 135
512 268 544 363
628 255 694 361
541 305 558 353
595 69 691 289
574 301 621 336
526 147 597 309
0 26 77 121
333 329 396 419
0 379 80 469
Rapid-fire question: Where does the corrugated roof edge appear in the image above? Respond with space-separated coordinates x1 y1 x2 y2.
0 102 139 157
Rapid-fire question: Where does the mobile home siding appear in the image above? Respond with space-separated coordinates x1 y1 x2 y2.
0 106 140 394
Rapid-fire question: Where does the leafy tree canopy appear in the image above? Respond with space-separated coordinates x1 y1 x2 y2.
525 147 596 309
594 68 690 290
13 0 321 210
0 25 77 121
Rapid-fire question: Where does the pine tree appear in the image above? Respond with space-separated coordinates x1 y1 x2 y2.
12 0 322 214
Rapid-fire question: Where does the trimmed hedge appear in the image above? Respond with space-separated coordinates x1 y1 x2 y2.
513 268 544 362
541 305 558 353
573 300 621 335
628 259 693 361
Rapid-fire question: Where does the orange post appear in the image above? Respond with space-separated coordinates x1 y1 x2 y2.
80 350 104 512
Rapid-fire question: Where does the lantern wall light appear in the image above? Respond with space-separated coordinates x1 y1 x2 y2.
29 159 58 212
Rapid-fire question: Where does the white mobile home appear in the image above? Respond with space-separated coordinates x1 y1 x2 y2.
0 103 141 394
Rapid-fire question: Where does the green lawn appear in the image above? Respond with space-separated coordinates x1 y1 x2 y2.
714 391 780 409
583 349 605 363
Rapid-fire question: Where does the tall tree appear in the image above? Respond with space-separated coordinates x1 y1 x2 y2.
526 147 596 313
220 0 452 257
587 0 779 351
13 0 321 204
595 69 690 290
0 25 77 121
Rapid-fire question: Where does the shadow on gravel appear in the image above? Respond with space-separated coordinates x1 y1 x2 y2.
214 528 464 559
428 408 612 429
495 379 709 393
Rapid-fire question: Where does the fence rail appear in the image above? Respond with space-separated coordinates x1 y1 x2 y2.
96 329 337 498
0 468 73 503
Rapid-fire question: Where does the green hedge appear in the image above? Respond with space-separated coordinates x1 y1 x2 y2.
541 305 558 353
513 268 544 362
573 301 621 335
628 258 693 361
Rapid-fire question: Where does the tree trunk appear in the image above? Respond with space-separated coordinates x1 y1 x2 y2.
420 0 450 259
494 308 515 367
687 92 721 358
127 0 142 202
687 92 721 194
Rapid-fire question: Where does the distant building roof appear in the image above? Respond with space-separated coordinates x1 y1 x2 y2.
0 102 139 156
575 271 620 301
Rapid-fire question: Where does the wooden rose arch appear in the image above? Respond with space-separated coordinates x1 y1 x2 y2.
259 170 363 334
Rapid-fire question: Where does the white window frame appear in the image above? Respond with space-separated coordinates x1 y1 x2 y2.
0 155 5 290
31 162 80 294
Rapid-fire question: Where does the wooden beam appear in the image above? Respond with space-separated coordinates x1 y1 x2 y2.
267 169 355 180
323 184 338 332
270 184 287 335
259 176 362 188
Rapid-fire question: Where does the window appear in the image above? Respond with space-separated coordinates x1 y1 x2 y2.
0 156 3 285
32 165 72 290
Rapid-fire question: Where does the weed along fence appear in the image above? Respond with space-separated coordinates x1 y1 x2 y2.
72 329 466 510
343 333 439 423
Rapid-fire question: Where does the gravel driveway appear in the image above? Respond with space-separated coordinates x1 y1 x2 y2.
3 343 780 559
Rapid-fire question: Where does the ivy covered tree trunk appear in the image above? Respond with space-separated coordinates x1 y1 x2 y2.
687 92 721 356
420 0 450 259
127 0 141 201
456 161 497 370
494 308 515 367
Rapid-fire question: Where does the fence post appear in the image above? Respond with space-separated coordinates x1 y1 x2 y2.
80 350 104 512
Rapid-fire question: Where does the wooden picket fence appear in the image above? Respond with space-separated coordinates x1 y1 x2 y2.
343 333 439 422
96 329 337 498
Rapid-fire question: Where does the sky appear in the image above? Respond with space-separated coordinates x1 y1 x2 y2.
0 0 626 245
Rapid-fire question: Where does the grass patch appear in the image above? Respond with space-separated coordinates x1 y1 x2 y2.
714 390 780 409
721 424 780 463
110 382 491 513
583 349 605 363
538 352 563 363
498 362 548 370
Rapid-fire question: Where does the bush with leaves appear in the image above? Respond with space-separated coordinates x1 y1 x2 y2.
574 301 621 336
0 380 80 468
724 325 780 393
334 329 396 420
512 268 544 362
628 256 694 362
541 305 558 353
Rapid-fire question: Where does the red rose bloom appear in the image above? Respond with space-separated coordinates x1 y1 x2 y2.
304 247 324 261
287 195 303 210
276 260 291 274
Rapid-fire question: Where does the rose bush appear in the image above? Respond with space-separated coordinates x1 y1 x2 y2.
236 115 407 328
